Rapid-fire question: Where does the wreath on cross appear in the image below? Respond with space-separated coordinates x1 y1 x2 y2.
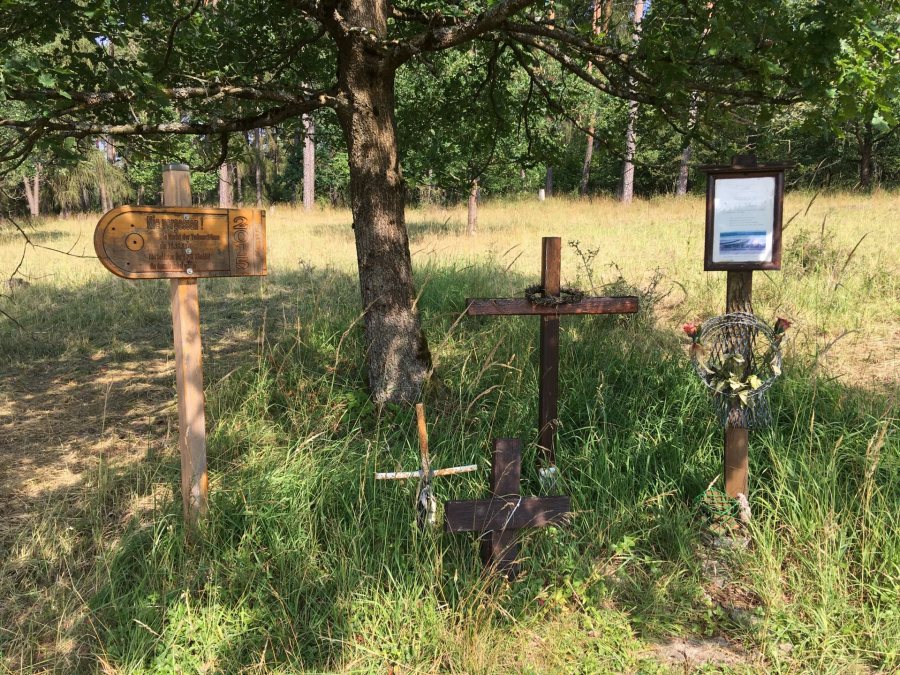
524 284 585 306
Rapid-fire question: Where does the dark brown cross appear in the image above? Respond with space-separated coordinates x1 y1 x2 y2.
466 237 639 467
444 438 571 577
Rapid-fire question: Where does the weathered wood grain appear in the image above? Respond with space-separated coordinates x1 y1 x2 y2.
723 270 754 498
444 496 572 532
95 205 266 279
466 296 638 316
163 165 208 530
538 238 561 465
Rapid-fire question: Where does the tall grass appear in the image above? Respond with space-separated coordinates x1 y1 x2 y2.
0 193 897 672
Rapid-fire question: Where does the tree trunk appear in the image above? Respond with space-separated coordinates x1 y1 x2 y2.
620 0 645 204
22 165 40 217
98 174 111 213
335 1 431 403
271 128 280 181
34 164 40 216
858 121 874 190
580 125 595 197
236 162 243 205
676 96 699 196
303 113 315 212
218 162 232 207
621 102 637 203
676 144 691 196
580 0 607 197
467 177 478 236
254 128 264 207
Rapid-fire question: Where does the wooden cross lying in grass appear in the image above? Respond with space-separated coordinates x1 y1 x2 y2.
445 438 571 577
466 237 639 472
375 403 477 527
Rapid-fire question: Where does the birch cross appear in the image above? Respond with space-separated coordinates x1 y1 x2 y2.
466 237 639 471
375 403 477 527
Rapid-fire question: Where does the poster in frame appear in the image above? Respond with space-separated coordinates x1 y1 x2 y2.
700 158 790 271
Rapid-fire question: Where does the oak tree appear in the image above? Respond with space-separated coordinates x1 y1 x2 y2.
0 0 870 402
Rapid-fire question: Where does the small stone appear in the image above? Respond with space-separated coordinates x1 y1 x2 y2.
727 606 762 628
711 535 750 550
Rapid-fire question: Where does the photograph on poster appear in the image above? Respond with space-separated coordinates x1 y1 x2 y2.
712 176 776 263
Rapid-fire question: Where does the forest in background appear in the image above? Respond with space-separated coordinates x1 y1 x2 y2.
3 0 898 217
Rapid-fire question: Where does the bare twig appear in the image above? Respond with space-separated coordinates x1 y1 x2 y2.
157 0 204 74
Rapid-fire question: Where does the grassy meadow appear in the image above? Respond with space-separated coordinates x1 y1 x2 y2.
0 192 897 672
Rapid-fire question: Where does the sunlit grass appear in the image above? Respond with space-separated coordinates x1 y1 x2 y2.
0 192 897 672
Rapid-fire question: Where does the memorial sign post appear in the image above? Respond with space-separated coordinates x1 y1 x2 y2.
699 155 789 498
94 164 267 530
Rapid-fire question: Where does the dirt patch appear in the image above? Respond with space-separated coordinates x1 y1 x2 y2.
0 354 174 505
646 636 752 670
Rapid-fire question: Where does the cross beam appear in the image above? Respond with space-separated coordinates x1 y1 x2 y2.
465 237 638 468
375 403 476 527
445 438 571 577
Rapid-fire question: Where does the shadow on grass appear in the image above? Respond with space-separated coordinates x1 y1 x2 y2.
0 259 895 671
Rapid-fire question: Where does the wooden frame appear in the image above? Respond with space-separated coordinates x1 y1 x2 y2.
701 161 789 272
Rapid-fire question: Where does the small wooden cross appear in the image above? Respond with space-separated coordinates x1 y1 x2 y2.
444 438 571 577
466 237 638 469
375 403 477 527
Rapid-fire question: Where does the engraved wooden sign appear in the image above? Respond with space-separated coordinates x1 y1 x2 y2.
94 206 266 279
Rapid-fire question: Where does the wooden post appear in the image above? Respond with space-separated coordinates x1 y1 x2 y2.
538 237 561 466
724 270 752 497
480 438 522 574
162 164 208 527
415 402 430 479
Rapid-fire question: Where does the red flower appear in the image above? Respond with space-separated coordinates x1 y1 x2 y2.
683 322 700 339
774 317 792 333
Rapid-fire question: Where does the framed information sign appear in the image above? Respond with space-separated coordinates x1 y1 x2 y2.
700 157 790 271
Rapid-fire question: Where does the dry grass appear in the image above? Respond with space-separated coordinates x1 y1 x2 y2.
0 191 897 673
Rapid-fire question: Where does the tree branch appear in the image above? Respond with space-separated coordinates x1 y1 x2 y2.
13 102 326 136
157 0 204 75
6 84 336 108
394 0 538 61
507 33 656 105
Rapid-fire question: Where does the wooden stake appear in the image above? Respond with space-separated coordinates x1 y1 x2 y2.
724 270 752 498
416 402 430 479
163 164 208 527
538 238 561 466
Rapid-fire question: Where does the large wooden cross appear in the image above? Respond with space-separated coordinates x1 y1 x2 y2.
466 237 638 469
444 438 570 577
